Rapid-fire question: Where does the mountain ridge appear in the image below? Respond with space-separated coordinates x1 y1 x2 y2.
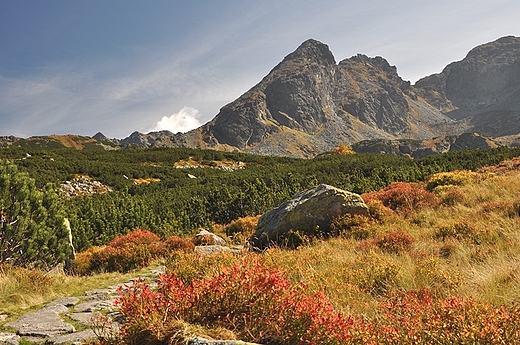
3 36 520 158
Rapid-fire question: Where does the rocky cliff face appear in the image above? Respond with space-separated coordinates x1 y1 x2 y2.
177 39 454 157
415 36 520 136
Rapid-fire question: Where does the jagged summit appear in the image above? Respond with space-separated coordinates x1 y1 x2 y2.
7 36 520 158
92 132 110 141
281 39 337 66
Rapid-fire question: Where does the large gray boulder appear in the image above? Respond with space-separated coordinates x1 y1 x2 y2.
250 184 369 249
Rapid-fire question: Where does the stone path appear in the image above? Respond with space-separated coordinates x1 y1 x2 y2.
0 265 260 345
0 267 166 345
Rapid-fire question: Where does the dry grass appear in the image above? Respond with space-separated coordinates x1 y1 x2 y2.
6 160 520 342
0 264 159 324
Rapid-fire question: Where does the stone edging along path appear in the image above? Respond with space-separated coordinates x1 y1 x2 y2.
0 265 259 345
0 266 167 345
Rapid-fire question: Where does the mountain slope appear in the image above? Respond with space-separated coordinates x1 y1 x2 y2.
415 36 520 135
6 36 520 158
172 39 454 156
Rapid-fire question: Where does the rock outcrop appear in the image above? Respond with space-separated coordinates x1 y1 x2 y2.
194 229 227 246
59 175 113 197
250 184 369 250
352 132 499 158
415 36 520 135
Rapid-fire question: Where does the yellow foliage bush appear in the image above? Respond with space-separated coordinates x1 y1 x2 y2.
331 213 375 240
331 143 355 155
426 170 494 191
223 215 261 244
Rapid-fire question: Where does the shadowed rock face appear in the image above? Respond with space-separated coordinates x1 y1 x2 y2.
206 39 339 149
415 36 520 135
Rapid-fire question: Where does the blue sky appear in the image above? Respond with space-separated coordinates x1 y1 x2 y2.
1 1 519 138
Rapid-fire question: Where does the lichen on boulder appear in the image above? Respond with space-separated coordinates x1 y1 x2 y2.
250 184 369 249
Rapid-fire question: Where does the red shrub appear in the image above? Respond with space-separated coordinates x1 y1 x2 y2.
76 230 169 274
377 289 520 344
108 229 161 248
115 259 363 344
373 230 415 254
362 182 439 215
106 264 520 344
164 235 195 253
90 244 156 273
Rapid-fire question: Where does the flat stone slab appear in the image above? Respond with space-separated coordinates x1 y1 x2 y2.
4 305 74 337
0 332 20 345
84 288 116 300
46 329 97 345
46 297 80 308
68 312 102 326
73 299 116 313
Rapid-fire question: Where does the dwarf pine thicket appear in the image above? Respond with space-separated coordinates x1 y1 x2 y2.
2 145 520 255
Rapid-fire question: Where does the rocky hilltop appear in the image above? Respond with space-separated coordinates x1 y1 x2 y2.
4 36 520 157
416 36 520 136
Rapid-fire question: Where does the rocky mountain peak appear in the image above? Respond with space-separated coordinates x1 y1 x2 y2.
465 35 520 61
281 39 337 66
92 132 109 141
416 35 520 129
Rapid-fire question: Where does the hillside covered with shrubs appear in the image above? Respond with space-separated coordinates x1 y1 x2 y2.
90 162 520 344
3 146 520 343
2 145 520 255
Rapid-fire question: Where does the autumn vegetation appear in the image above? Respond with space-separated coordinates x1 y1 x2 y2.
3 146 520 343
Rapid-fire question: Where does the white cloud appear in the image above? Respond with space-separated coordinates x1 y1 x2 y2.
149 106 202 133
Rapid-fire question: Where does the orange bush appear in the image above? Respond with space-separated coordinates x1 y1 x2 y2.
331 213 374 240
331 143 355 155
70 246 105 275
163 236 195 253
373 230 415 254
362 182 439 215
72 230 185 274
114 259 360 344
108 229 161 248
90 244 156 273
366 199 399 223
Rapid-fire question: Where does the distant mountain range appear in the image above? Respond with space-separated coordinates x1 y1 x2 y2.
3 36 520 158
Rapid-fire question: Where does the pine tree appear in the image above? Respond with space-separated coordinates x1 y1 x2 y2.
0 162 71 268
